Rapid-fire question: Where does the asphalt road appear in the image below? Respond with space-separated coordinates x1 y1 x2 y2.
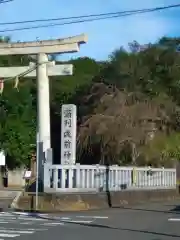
44 200 180 240
0 198 13 211
1 200 180 239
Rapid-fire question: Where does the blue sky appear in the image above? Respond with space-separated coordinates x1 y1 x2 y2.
0 0 180 60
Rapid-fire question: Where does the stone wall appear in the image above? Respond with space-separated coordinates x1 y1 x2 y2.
8 167 25 187
14 188 179 212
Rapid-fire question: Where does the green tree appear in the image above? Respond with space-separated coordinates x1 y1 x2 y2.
0 81 36 168
74 37 180 166
0 37 36 168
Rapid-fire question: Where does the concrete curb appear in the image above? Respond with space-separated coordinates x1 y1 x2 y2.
12 188 179 212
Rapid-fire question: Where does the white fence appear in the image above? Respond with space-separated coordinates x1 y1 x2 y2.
44 164 176 193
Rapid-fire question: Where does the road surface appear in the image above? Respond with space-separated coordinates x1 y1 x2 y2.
0 200 180 239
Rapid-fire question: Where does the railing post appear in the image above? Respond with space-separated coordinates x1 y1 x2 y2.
44 163 51 191
174 169 177 188
68 166 73 189
53 167 58 190
95 164 100 189
147 166 151 187
61 166 66 189
114 165 118 190
75 164 81 188
132 167 137 186
162 167 165 187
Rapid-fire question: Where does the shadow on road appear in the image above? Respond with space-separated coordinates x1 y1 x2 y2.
170 205 180 212
112 206 173 214
111 205 180 215
59 220 180 238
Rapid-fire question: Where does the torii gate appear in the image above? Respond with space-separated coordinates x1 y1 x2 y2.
0 61 73 177
0 34 87 190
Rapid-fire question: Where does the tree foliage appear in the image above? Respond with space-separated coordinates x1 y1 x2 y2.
1 36 180 168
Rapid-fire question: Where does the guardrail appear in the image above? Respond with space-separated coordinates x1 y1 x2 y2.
44 164 176 193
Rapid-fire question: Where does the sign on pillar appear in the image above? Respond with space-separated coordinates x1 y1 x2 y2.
0 151 5 166
61 104 77 165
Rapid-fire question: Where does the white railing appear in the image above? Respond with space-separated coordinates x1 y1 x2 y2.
44 164 176 193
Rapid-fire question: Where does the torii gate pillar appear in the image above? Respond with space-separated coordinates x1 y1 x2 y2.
37 53 51 159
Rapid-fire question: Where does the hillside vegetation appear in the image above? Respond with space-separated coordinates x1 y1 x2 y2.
1 37 180 168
